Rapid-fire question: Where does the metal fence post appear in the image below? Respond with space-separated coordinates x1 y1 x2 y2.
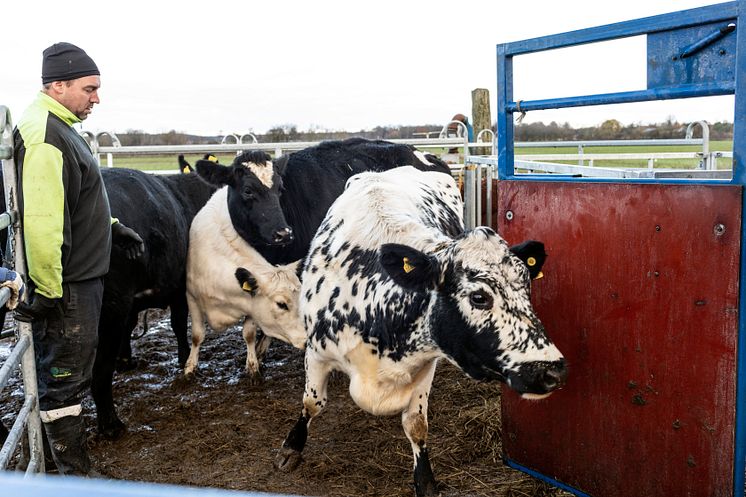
0 105 44 474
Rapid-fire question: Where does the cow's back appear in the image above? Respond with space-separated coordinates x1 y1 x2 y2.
262 139 452 265
102 168 212 307
301 167 463 354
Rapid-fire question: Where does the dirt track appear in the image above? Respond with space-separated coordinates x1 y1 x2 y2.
2 311 568 497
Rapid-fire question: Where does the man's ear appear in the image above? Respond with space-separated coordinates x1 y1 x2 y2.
510 240 547 279
196 161 239 187
380 243 439 292
235 267 259 296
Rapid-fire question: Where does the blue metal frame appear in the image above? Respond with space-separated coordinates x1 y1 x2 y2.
496 2 746 497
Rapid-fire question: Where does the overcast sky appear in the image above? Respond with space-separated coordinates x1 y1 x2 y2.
2 0 733 136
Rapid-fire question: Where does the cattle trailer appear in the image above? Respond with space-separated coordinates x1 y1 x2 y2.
484 2 746 497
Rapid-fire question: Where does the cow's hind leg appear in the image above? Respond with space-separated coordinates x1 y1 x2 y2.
275 349 331 472
170 292 191 367
402 359 438 497
242 318 264 384
184 295 206 376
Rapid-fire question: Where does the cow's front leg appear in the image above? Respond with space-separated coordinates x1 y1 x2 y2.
402 359 438 497
242 318 263 383
275 349 331 472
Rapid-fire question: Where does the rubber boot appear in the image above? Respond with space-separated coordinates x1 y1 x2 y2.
43 415 92 476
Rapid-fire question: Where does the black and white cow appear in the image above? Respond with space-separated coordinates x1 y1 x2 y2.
93 168 215 438
274 166 567 497
194 138 452 265
184 186 306 379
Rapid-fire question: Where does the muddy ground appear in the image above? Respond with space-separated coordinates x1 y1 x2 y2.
1 310 569 497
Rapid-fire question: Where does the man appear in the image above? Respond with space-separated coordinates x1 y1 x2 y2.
12 42 144 476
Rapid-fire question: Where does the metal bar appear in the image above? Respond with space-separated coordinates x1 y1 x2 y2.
0 286 12 310
516 153 704 161
0 394 34 469
96 137 466 155
506 82 735 113
0 210 16 231
515 138 704 148
680 22 737 59
0 333 29 389
500 2 737 56
732 1 746 495
496 50 514 179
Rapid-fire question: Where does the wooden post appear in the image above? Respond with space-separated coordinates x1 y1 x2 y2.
471 88 492 156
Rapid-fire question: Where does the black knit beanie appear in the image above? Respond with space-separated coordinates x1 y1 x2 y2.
41 42 100 84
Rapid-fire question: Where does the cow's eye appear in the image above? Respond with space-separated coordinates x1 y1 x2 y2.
469 291 493 309
242 188 255 200
276 301 289 311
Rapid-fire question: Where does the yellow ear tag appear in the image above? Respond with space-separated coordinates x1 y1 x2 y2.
242 281 253 292
534 271 544 280
402 257 415 274
527 257 536 267
208 155 218 163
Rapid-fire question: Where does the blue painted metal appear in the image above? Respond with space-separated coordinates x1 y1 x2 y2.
679 22 736 58
504 2 737 55
505 459 593 497
648 21 736 88
732 3 746 497
505 81 734 113
496 2 746 497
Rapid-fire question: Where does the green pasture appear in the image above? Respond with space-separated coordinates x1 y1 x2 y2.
515 140 733 169
97 140 734 172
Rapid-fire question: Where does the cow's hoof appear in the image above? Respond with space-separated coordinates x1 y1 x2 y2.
115 357 138 373
98 420 126 440
243 369 264 386
274 447 302 472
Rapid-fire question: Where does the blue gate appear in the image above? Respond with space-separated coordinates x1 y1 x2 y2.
491 2 746 496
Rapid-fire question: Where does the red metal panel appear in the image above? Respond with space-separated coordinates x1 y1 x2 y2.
497 181 741 497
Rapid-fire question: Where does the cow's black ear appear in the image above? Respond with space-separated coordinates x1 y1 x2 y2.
380 243 439 292
235 267 258 296
178 154 193 174
196 160 236 187
510 240 547 280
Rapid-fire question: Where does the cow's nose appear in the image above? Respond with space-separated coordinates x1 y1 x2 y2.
273 227 294 245
540 359 568 391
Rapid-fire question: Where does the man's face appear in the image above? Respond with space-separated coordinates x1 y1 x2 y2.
55 75 101 120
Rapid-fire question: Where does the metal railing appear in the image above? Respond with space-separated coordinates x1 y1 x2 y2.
460 123 728 229
0 105 44 475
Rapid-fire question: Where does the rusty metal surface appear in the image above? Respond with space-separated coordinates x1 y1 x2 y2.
497 181 741 497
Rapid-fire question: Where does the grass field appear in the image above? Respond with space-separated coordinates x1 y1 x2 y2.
98 140 734 171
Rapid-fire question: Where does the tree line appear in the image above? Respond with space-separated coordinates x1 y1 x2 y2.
111 119 733 147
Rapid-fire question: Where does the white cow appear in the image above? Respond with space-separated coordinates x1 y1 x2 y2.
275 166 566 497
185 186 306 379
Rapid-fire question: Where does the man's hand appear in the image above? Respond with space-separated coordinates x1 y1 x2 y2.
111 222 145 260
15 292 61 323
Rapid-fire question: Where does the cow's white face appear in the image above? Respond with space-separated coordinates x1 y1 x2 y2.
242 263 306 350
380 227 566 398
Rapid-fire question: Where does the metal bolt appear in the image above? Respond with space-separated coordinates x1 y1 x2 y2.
655 225 662 232
505 210 514 221
719 49 726 55
714 224 726 236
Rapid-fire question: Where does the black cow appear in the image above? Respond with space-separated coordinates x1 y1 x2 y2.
92 168 215 439
195 138 452 265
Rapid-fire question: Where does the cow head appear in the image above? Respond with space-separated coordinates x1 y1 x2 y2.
380 227 566 399
196 151 294 247
234 261 306 349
